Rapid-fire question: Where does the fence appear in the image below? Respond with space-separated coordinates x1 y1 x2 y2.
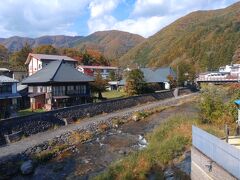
192 126 240 179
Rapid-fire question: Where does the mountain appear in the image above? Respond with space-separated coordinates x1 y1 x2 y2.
0 30 145 60
119 2 240 71
73 30 145 59
0 35 83 52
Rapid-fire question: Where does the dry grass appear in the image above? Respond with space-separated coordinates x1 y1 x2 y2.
69 131 93 145
98 123 110 132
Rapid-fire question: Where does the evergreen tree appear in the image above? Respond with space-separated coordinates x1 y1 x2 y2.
33 45 58 54
125 69 146 96
9 43 32 69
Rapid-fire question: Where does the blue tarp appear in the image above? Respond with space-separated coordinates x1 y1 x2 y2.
234 99 240 106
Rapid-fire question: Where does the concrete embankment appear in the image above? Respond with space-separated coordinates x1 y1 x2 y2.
0 93 196 160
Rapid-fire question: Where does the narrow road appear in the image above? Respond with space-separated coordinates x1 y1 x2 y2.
0 94 196 159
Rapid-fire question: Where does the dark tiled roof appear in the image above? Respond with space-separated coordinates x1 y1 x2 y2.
22 60 94 84
141 67 176 83
119 67 176 85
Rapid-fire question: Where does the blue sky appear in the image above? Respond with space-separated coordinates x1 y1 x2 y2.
0 0 238 38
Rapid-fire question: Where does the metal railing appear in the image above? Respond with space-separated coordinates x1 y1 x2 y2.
192 126 240 179
196 76 240 82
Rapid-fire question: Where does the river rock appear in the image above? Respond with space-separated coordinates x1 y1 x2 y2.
132 114 140 121
20 160 34 175
164 168 174 180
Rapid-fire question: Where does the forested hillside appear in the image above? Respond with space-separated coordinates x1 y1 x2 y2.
0 30 144 60
73 30 145 60
119 2 240 72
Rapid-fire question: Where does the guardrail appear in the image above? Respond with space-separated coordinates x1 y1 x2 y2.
192 126 240 179
196 77 239 82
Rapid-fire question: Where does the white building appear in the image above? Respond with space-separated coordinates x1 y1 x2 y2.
219 64 240 76
25 53 77 76
77 65 119 79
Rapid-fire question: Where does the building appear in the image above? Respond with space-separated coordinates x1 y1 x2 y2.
25 53 77 76
196 64 240 84
0 68 12 77
0 75 21 118
119 67 176 90
0 68 27 82
77 65 119 79
12 70 28 82
22 60 94 111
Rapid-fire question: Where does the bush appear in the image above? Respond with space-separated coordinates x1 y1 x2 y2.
199 84 239 125
199 84 226 124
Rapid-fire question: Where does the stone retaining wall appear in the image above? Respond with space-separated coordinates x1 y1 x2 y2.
0 88 192 145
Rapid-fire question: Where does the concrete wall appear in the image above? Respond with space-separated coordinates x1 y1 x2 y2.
192 126 239 179
0 88 191 145
191 147 236 180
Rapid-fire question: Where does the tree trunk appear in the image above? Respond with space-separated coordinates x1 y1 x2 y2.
98 91 103 99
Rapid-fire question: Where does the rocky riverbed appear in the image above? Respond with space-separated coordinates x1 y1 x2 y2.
8 101 198 180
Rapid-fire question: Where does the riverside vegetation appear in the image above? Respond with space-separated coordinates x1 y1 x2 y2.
94 84 239 179
1 87 237 179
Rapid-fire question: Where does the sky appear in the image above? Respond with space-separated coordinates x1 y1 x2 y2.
0 0 238 38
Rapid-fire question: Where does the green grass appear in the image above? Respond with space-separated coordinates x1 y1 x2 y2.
18 108 46 116
102 90 127 99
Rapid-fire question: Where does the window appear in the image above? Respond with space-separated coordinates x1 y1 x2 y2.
0 85 12 94
52 86 65 96
29 86 33 93
80 85 86 94
47 86 52 93
75 85 86 94
37 86 43 93
67 86 74 91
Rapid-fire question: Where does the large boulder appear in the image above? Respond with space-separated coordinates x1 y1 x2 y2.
20 160 34 175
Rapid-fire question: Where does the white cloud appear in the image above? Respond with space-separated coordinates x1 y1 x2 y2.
132 0 169 17
89 0 121 18
87 0 239 37
0 0 238 38
113 15 179 37
0 0 90 37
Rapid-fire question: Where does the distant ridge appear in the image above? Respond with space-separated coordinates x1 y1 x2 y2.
0 30 145 60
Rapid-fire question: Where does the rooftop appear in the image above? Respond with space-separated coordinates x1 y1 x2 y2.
22 60 94 84
141 67 176 83
0 68 10 72
25 53 77 64
0 75 18 83
119 67 176 85
78 65 118 70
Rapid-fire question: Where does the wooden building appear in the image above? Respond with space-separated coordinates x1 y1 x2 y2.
22 60 94 111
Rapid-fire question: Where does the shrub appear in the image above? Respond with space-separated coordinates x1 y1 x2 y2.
199 84 239 125
199 84 226 124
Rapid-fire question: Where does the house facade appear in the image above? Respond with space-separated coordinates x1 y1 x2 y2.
25 53 77 76
22 60 94 111
0 75 21 118
77 65 119 79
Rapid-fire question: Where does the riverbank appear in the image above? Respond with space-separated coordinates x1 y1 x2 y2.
0 95 194 179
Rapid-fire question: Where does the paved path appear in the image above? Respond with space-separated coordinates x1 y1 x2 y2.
0 94 196 159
